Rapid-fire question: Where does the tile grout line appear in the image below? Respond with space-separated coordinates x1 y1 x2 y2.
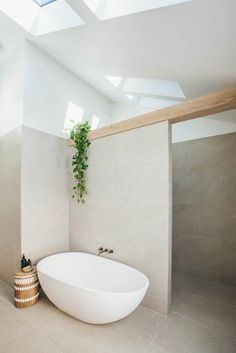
171 310 236 340
143 313 170 353
34 329 65 353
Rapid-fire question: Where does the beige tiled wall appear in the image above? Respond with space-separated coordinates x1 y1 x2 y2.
21 127 69 264
69 121 172 314
0 128 21 285
173 132 236 286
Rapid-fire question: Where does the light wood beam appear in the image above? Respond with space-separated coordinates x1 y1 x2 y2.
69 86 236 144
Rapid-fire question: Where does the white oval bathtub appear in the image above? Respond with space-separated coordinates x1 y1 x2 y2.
37 252 149 324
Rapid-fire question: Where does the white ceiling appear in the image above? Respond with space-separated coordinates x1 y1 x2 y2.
0 0 236 103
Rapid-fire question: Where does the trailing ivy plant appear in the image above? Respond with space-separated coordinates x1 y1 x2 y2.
69 121 91 203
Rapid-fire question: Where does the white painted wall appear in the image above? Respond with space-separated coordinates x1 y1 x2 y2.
112 102 150 122
23 42 112 138
0 47 24 137
172 109 236 143
112 102 236 143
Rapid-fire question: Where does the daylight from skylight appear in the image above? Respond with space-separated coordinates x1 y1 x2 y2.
122 78 185 99
83 0 192 20
105 76 185 111
33 0 57 7
0 0 84 35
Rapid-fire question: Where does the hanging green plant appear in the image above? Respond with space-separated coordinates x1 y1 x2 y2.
69 121 91 203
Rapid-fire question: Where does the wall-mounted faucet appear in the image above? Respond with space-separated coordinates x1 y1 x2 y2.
98 247 114 256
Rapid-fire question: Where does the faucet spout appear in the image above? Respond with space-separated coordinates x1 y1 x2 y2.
98 248 108 256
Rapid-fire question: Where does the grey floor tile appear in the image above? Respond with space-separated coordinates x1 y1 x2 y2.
0 280 14 305
186 276 236 307
1 276 236 353
114 305 167 341
0 328 63 353
34 309 149 353
16 291 58 324
173 292 236 337
171 273 191 308
147 312 236 353
0 298 30 347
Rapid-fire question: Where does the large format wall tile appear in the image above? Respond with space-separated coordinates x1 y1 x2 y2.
69 121 172 314
0 127 70 284
0 128 21 285
173 132 236 285
21 127 69 264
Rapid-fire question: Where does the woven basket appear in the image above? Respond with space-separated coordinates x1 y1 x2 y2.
14 267 40 308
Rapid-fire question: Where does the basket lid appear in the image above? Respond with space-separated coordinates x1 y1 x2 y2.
14 266 37 278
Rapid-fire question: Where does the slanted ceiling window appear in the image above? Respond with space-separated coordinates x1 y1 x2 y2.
83 0 192 20
105 76 186 110
0 0 84 36
33 0 57 6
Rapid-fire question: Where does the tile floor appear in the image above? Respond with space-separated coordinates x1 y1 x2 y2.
0 274 236 353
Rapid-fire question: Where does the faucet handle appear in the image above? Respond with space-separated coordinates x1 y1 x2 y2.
98 247 103 251
108 249 114 254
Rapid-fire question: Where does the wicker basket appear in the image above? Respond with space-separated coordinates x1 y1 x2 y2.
14 267 40 308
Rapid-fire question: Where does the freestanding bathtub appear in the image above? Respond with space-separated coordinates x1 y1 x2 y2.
37 252 149 324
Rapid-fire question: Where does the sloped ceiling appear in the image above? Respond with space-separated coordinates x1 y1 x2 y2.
1 0 236 103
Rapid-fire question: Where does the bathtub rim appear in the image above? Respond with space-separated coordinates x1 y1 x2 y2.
37 252 149 296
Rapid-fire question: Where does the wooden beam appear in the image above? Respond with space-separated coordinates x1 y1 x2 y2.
69 86 236 144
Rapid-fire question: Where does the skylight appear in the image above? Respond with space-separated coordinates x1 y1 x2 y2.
83 0 192 21
33 0 57 7
0 0 84 36
106 76 186 99
105 75 186 112
105 76 122 88
122 78 185 99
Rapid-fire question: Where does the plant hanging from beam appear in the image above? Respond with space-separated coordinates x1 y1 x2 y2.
69 121 91 203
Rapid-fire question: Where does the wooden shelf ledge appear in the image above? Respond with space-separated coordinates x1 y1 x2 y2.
69 86 236 144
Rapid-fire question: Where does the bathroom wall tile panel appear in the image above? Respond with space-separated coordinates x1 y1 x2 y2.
21 203 69 240
21 127 69 264
121 123 170 164
0 128 21 285
193 203 236 238
22 126 67 171
173 168 197 205
179 235 225 282
69 121 172 314
0 128 21 168
172 234 182 271
0 204 20 237
173 132 236 285
22 236 69 264
21 167 68 204
0 170 21 204
0 233 21 285
222 237 236 287
172 204 194 234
